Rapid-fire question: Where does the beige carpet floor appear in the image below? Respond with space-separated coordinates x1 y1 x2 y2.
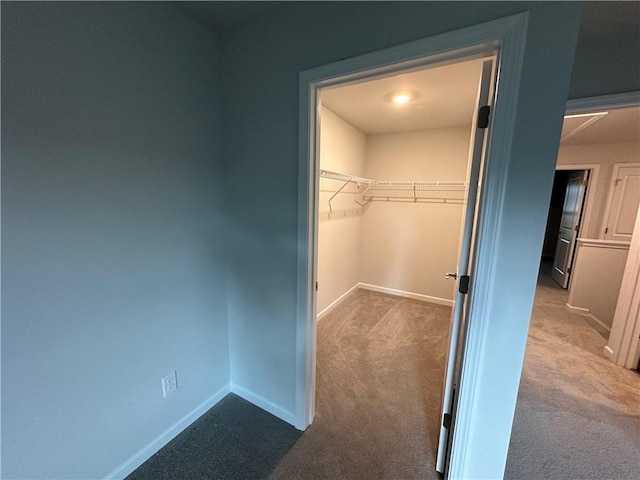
269 289 448 480
505 272 640 479
268 273 639 479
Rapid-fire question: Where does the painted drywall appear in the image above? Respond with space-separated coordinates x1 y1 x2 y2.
569 242 630 330
1 3 229 479
556 142 640 238
317 107 366 314
570 14 640 99
359 128 472 302
221 2 582 478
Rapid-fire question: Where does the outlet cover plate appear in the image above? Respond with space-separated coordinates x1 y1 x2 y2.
162 371 178 397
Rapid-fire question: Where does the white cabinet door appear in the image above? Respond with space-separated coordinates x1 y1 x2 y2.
604 164 640 242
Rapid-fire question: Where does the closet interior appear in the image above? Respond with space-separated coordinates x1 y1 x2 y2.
316 57 486 318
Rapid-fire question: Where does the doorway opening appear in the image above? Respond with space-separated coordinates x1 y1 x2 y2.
297 14 530 479
507 97 640 479
542 168 591 289
314 55 493 477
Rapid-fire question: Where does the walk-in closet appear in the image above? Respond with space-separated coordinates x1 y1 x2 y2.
312 56 491 474
317 58 484 317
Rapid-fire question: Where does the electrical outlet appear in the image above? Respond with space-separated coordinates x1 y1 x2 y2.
162 371 178 397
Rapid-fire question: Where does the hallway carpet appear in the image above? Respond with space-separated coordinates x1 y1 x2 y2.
128 281 639 479
505 273 640 479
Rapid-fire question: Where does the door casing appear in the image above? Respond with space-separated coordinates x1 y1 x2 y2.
297 13 529 479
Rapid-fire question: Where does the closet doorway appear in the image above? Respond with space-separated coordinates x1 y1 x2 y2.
312 55 495 475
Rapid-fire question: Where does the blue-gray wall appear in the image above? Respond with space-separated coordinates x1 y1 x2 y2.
2 1 638 479
570 1 640 98
1 2 229 478
220 2 582 478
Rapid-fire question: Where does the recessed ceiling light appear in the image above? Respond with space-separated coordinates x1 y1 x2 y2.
386 90 419 105
393 93 412 104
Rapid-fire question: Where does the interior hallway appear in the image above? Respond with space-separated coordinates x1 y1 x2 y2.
129 278 639 479
506 266 640 479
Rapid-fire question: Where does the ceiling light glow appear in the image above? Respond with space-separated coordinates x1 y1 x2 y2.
393 93 411 104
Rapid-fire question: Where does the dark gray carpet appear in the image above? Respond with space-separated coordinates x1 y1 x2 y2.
126 394 302 480
128 284 639 479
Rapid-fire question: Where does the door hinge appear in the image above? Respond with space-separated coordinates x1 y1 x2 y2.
315 281 318 291
477 105 491 129
575 224 579 231
443 413 452 429
459 275 470 295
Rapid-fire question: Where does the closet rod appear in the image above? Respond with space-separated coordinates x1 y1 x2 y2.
319 168 468 207
320 169 374 212
319 169 376 185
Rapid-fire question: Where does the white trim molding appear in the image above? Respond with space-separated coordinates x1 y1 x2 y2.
566 303 612 338
316 284 359 320
566 91 640 114
607 206 640 369
103 384 231 480
296 12 529 479
566 303 590 315
318 284 453 322
231 383 298 427
358 283 453 307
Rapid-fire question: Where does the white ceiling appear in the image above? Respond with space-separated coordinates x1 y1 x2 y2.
561 106 640 145
321 58 485 135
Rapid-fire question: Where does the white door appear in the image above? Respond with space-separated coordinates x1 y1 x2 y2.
551 170 589 288
436 58 494 475
604 164 640 242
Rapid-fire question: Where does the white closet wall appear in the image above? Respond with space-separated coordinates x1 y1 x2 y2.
317 107 367 314
359 128 473 303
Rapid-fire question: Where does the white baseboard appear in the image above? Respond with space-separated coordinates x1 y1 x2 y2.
566 303 590 315
230 383 298 428
317 283 359 320
104 384 231 480
358 283 453 307
603 345 614 359
566 303 611 338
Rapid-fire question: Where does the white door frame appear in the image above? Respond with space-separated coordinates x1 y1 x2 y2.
296 13 528 478
607 206 640 368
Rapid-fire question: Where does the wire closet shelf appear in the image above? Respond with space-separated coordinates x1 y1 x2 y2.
319 169 467 210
